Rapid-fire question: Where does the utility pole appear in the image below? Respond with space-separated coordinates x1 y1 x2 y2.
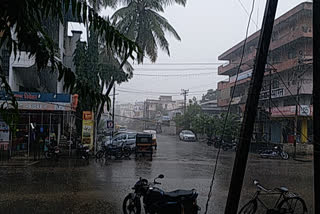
268 66 272 145
294 78 300 158
181 89 189 114
225 1 278 213
313 1 320 213
112 84 116 135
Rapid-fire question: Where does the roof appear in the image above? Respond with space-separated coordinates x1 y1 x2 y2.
218 2 312 60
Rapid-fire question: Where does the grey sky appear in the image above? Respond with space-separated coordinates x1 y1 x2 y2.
100 0 307 103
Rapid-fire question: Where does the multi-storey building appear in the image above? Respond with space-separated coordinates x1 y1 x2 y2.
217 2 312 143
0 14 81 157
144 96 184 122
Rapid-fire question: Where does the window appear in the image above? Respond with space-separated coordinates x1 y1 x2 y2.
128 134 136 140
272 79 279 89
1 50 10 76
288 49 297 59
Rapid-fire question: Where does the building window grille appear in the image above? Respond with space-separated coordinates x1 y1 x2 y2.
272 78 279 89
1 50 10 76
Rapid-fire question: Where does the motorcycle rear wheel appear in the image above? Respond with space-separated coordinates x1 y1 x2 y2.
123 194 141 214
44 151 52 160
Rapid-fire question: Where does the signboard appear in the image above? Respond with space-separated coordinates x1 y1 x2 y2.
107 120 114 129
299 105 311 116
82 111 94 149
271 105 312 117
15 101 72 111
83 111 93 120
260 88 284 100
0 91 71 103
230 69 253 83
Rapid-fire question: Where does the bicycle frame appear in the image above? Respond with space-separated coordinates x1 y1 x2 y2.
252 190 287 211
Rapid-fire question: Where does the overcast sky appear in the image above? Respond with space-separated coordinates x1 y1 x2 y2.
99 0 308 104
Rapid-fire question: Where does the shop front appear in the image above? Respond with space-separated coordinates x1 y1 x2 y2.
0 92 78 159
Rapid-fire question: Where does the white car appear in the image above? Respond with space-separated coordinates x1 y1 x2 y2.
179 130 196 142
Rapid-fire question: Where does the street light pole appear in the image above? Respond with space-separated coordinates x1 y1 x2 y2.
112 84 116 135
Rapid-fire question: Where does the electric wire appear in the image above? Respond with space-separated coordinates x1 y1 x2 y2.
204 0 256 213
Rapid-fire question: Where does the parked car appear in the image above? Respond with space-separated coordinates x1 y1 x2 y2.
105 132 137 149
143 130 157 150
179 130 196 142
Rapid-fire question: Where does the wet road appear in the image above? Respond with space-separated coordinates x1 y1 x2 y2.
0 134 314 213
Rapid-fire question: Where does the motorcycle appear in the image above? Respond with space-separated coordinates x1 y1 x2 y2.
259 145 289 160
123 174 200 214
96 141 132 160
207 137 213 146
44 144 60 161
222 140 237 151
77 144 90 161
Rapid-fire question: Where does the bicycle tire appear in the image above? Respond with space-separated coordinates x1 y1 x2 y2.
95 150 104 159
238 200 258 214
277 196 308 214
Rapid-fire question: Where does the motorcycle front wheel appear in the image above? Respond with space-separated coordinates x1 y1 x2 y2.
123 147 132 158
44 151 52 160
280 151 289 160
123 194 141 214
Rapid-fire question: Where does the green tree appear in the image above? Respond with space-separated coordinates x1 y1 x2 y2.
0 0 140 128
112 0 186 62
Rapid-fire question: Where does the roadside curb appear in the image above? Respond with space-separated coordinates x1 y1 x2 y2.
0 161 39 168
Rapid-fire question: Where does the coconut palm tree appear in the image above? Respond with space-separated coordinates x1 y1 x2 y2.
112 0 186 62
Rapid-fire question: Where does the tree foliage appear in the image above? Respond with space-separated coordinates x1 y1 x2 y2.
112 0 186 62
174 102 241 140
0 0 140 128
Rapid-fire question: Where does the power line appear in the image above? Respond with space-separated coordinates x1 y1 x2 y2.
134 72 217 77
204 0 256 213
133 68 219 72
135 62 225 66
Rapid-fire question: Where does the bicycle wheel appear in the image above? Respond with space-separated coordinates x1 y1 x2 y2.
95 150 104 159
277 197 308 214
238 200 258 214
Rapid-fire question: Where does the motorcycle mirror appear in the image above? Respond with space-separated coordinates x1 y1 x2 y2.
158 174 164 179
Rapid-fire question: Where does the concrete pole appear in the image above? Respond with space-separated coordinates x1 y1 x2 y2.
224 1 278 213
28 113 30 158
313 1 320 213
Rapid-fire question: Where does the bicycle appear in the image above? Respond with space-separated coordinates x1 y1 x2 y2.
239 180 307 214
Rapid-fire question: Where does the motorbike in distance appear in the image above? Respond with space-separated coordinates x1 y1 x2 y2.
44 144 60 161
95 141 132 160
76 143 90 161
259 144 289 160
123 174 200 214
222 139 238 151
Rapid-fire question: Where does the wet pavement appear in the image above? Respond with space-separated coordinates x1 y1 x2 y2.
0 134 314 213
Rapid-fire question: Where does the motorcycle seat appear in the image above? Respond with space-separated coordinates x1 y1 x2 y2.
164 189 195 199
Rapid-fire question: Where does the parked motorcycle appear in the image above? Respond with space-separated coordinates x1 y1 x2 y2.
222 140 237 151
77 144 90 161
207 137 213 146
44 145 60 161
259 145 289 160
96 142 132 160
123 174 200 214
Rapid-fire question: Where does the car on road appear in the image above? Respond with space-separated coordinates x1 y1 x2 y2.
143 130 157 149
105 132 137 149
179 130 196 142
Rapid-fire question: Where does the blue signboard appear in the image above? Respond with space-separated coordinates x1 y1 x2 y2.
0 91 71 103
